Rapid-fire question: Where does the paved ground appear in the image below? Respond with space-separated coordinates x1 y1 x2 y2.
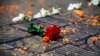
0 0 100 56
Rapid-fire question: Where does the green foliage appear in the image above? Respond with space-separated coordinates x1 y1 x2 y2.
28 23 45 36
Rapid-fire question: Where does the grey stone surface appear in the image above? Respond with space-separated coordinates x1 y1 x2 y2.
0 0 100 56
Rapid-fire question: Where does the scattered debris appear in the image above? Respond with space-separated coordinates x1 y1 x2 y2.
91 36 100 45
67 3 82 10
61 28 68 34
63 37 70 44
71 28 78 33
66 27 78 34
15 45 29 53
73 10 85 18
28 2 34 7
20 46 28 51
88 16 100 26
42 45 47 53
13 53 17 56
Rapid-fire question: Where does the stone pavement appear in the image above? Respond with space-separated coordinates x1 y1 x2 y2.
0 0 100 56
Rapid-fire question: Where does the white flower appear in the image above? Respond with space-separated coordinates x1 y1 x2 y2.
51 7 61 15
46 10 52 16
91 0 100 6
67 3 75 10
67 3 82 10
33 7 61 18
33 8 47 18
12 13 25 22
40 8 47 17
18 13 25 19
33 12 42 18
12 17 20 22
74 3 82 9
